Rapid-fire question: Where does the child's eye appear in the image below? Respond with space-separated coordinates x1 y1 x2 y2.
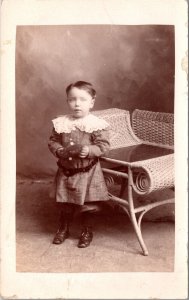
67 98 75 102
67 97 88 103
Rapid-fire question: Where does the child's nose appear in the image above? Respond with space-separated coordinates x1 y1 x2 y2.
75 99 80 106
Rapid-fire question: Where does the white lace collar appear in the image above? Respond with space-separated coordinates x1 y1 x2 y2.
52 113 109 134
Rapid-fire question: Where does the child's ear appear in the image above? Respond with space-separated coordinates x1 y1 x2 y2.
91 98 95 108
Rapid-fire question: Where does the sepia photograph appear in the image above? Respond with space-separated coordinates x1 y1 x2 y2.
1 0 188 299
16 24 175 272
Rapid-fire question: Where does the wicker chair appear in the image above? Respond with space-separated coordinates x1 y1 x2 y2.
94 108 174 256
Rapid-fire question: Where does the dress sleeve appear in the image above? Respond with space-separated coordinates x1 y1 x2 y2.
48 128 63 157
88 129 110 158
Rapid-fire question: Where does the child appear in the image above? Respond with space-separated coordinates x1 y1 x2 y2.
48 81 110 248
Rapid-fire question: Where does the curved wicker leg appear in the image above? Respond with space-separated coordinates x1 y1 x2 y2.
128 167 149 256
129 209 149 256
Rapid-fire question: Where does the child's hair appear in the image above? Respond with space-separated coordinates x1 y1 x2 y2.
66 81 96 98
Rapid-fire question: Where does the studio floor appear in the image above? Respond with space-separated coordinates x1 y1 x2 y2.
16 179 175 273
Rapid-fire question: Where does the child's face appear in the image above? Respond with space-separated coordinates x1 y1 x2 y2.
67 87 95 118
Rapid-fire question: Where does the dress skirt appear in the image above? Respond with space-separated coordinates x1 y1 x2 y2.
55 161 109 205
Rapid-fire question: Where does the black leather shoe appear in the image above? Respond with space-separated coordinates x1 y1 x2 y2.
78 227 93 248
53 210 72 245
53 228 69 244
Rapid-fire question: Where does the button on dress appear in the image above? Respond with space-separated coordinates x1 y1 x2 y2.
48 113 110 205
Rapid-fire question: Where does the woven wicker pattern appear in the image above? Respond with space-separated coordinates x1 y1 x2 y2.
131 154 174 195
93 108 141 149
132 109 174 147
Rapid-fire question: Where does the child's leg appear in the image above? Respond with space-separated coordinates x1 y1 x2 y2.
77 202 102 248
77 211 93 248
53 203 75 245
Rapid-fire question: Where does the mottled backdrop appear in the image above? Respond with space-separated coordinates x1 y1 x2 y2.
16 25 175 177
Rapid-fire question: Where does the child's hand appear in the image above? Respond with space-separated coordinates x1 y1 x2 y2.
56 147 65 158
79 146 89 158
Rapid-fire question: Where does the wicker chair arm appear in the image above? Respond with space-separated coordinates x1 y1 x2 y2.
131 154 174 195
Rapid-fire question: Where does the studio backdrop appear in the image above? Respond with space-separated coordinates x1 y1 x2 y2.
16 25 175 177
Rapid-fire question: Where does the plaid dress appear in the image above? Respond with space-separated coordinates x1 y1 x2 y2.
48 113 110 205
